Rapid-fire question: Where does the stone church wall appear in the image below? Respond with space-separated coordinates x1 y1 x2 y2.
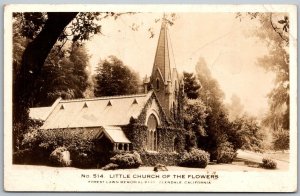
123 123 185 153
122 92 187 166
122 122 186 166
157 126 185 153
139 126 186 166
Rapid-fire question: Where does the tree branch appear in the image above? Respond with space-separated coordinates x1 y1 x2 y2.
269 13 289 44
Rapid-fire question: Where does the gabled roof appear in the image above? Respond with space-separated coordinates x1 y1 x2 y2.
102 126 131 143
29 107 52 121
40 92 153 129
29 98 62 121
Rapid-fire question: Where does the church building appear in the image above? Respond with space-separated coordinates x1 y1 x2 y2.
30 19 186 165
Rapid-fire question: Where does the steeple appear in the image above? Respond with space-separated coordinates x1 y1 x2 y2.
148 15 179 123
151 16 171 83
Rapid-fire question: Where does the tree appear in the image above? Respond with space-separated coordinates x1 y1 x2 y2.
13 12 135 122
196 57 225 105
229 115 265 152
183 98 208 150
94 56 141 97
194 58 235 159
273 129 289 151
13 12 176 121
62 42 90 98
13 12 79 123
183 72 201 99
32 42 90 107
12 38 91 151
13 26 90 107
237 13 290 150
226 94 245 121
12 12 134 152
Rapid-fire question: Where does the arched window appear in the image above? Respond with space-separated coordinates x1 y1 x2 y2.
175 80 178 96
173 137 180 152
173 102 176 119
156 79 160 90
147 114 158 151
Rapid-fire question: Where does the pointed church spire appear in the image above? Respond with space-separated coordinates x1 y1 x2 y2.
149 14 181 121
151 14 171 83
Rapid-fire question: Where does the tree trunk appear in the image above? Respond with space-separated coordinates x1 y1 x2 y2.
13 12 78 151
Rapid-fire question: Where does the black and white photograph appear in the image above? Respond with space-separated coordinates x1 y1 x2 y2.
4 4 297 192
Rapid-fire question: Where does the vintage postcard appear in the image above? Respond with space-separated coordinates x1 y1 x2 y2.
4 4 297 192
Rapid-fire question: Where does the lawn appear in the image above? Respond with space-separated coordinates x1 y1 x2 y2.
262 151 289 162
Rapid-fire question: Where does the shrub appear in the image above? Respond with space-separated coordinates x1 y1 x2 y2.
216 141 237 163
13 149 34 164
102 163 119 170
22 129 40 148
139 151 179 166
273 130 289 151
70 151 98 168
261 158 277 169
20 128 100 168
13 147 50 165
49 147 71 167
110 151 142 169
14 127 107 167
13 119 43 152
184 132 197 151
178 148 210 168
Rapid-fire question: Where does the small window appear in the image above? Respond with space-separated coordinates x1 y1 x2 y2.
156 79 160 90
132 99 138 104
107 100 112 106
83 102 88 108
60 105 64 110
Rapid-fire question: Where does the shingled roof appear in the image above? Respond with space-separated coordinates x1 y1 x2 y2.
40 92 153 129
152 18 172 83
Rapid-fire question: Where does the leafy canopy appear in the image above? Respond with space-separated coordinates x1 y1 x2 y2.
94 56 141 97
183 72 201 99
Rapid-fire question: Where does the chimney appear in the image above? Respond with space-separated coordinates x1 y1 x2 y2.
143 75 150 94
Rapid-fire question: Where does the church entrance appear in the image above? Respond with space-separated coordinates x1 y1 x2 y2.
146 114 158 151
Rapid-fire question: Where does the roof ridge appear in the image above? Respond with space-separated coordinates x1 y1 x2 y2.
60 93 149 103
30 106 51 110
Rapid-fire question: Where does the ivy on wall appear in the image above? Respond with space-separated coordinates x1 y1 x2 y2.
137 92 170 126
157 126 185 153
122 122 148 151
123 119 186 152
121 91 187 166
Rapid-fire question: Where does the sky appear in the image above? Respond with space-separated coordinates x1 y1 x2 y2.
85 13 276 117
